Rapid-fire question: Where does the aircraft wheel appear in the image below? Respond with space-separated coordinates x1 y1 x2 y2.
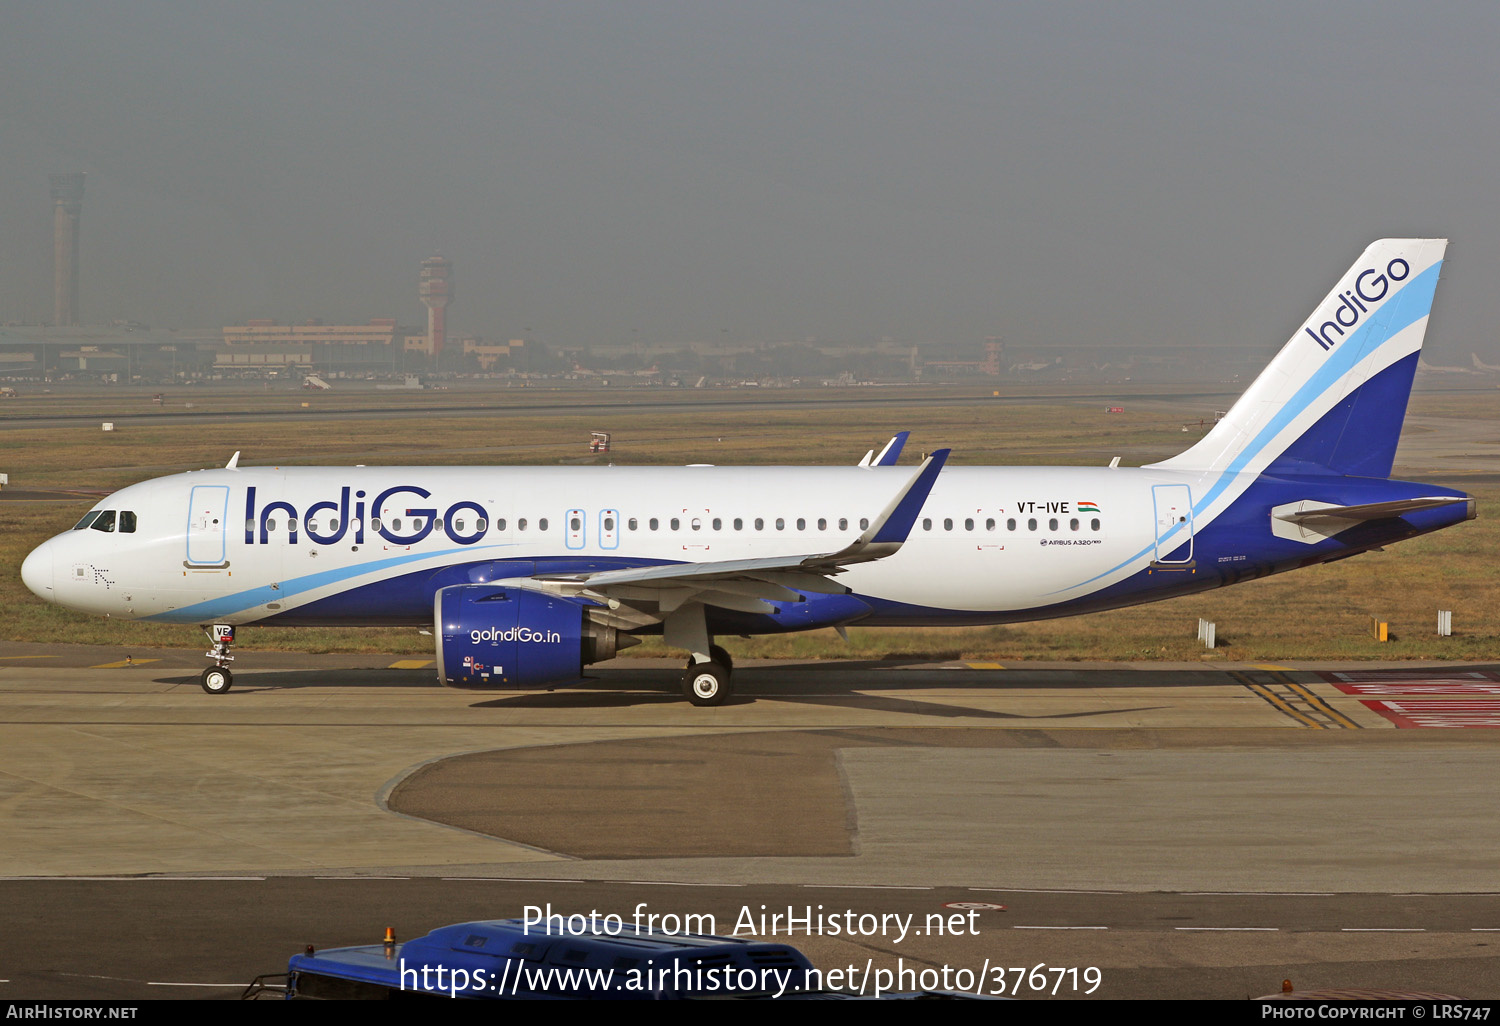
201 667 232 695
682 662 732 707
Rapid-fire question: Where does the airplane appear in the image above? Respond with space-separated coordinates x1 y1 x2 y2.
20 239 1475 706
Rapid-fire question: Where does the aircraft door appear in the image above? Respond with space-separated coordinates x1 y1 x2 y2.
599 508 620 550
185 485 231 567
565 509 586 550
1151 484 1194 564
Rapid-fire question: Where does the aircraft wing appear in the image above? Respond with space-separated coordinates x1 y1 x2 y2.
524 449 949 620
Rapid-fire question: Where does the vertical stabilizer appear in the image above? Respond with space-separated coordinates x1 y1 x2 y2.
1151 239 1446 479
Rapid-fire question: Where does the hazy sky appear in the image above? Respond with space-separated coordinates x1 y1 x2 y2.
3 1 1498 358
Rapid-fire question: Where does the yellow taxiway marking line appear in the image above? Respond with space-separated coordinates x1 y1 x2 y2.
965 662 1005 670
1252 663 1295 671
0 655 57 660
1245 682 1324 728
90 659 162 669
1285 681 1362 730
389 659 434 669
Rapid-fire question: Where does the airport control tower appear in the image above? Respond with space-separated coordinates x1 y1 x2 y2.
50 173 86 326
418 256 453 357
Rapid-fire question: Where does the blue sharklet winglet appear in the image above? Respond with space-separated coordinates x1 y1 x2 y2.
873 431 910 467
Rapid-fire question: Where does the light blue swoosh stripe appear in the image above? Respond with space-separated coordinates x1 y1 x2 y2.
1046 259 1441 596
145 543 513 621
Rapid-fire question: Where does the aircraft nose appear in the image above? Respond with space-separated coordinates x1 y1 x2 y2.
20 541 54 602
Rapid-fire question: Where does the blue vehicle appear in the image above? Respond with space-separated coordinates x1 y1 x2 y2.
253 917 817 1000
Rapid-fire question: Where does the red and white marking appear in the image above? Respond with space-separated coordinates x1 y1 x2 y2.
1320 671 1500 728
1358 699 1500 729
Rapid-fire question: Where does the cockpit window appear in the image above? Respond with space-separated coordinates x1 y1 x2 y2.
119 511 137 533
90 510 117 533
73 511 103 531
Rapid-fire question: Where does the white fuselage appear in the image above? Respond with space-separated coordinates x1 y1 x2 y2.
24 463 1213 627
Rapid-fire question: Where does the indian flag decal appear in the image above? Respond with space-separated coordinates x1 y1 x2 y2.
1077 501 1101 513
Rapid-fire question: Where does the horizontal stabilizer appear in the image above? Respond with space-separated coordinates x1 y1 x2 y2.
1271 496 1470 544
1274 496 1467 524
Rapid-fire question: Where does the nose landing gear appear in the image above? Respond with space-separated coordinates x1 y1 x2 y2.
200 624 235 694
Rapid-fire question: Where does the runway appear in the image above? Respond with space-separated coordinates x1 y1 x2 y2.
2 649 1498 999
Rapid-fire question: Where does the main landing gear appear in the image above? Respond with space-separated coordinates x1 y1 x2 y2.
682 645 734 707
663 603 736 706
201 624 235 694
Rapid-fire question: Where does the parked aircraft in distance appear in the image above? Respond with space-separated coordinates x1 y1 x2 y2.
21 240 1474 705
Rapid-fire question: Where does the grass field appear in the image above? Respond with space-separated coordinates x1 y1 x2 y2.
2 385 1494 662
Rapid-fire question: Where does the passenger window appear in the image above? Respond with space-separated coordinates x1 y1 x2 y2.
986 518 996 531
391 518 401 532
1008 518 1017 531
411 518 424 531
944 518 953 531
671 518 681 531
1049 518 1058 531
796 518 806 531
755 518 764 531
733 518 743 531
603 516 614 532
839 518 848 531
1070 518 1079 531
91 510 117 533
476 518 487 532
287 519 298 533
496 518 507 531
518 518 528 531
817 518 827 531
775 518 785 531
571 516 581 531
369 518 380 532
454 519 465 532
965 518 974 531
691 518 702 531
860 518 869 530
922 518 932 531
539 518 548 531
74 511 103 531
1091 518 1101 531
711 518 721 531
649 518 659 531
1027 518 1037 531
627 518 637 531
266 519 277 533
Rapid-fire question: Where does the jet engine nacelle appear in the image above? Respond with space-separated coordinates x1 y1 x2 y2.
434 584 632 689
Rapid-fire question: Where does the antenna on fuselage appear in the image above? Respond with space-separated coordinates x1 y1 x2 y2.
225 451 241 470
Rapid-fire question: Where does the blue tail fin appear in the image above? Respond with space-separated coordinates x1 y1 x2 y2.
1151 239 1446 479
